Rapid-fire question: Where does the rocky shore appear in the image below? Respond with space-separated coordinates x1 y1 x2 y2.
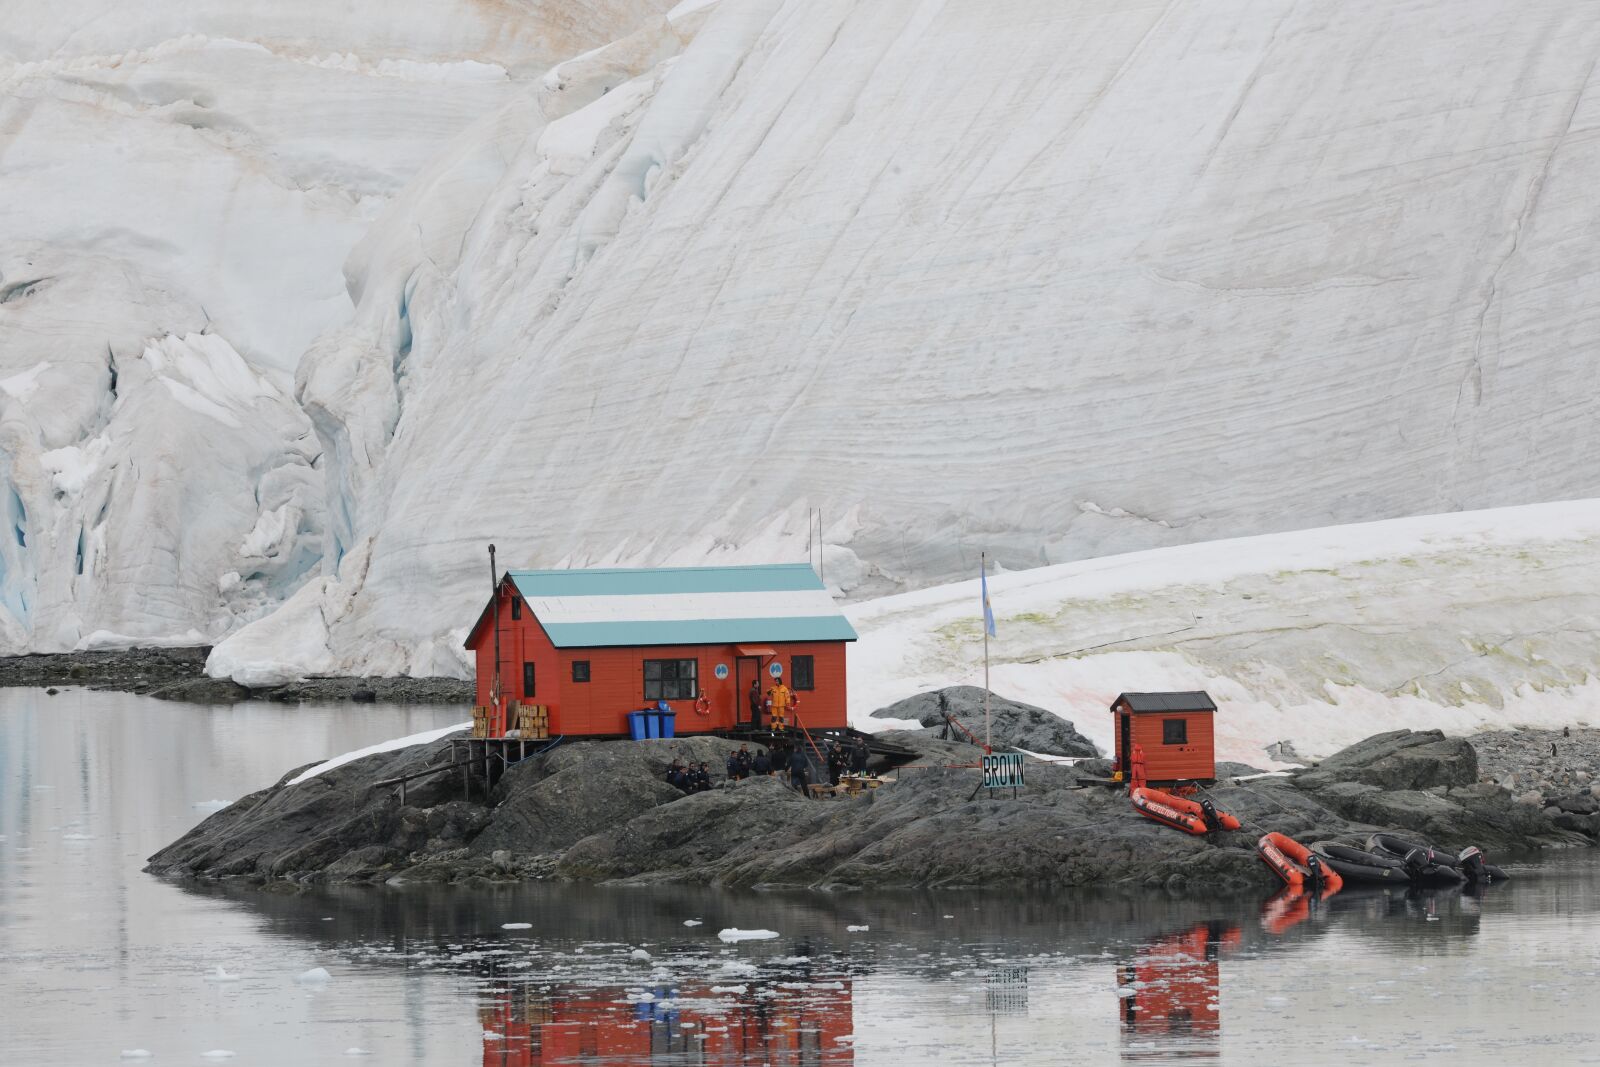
1473 728 1600 838
0 647 471 705
147 694 1592 893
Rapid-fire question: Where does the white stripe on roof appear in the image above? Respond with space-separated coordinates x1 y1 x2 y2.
526 590 839 627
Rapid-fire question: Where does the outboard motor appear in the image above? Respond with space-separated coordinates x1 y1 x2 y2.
1306 852 1326 891
1402 847 1428 882
1459 846 1488 883
1200 798 1222 833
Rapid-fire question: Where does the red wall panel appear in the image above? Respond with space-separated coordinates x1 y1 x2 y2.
1121 712 1216 781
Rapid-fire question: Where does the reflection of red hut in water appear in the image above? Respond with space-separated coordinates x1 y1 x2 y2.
479 971 855 1066
1116 922 1239 1059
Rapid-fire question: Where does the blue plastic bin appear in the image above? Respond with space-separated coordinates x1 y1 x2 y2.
627 711 649 741
657 710 676 739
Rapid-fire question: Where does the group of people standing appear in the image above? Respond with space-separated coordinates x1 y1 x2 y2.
664 735 874 798
826 736 871 785
665 759 715 793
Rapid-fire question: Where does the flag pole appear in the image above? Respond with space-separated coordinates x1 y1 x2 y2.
983 551 991 753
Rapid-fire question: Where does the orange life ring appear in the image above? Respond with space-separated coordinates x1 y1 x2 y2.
694 694 711 717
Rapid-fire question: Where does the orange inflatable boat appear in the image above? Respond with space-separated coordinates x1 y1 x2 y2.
1257 832 1343 893
1131 787 1242 835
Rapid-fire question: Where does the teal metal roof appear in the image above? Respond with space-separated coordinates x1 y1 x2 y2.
502 563 858 649
506 562 825 597
541 616 859 648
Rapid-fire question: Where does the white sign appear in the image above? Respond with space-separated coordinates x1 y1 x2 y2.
982 753 1025 790
768 662 783 678
714 663 729 680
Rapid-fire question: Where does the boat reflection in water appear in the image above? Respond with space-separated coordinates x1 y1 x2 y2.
1260 883 1485 940
479 969 854 1066
1116 921 1240 1061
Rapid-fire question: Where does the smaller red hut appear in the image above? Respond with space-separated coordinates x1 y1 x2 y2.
1110 691 1217 784
464 563 856 739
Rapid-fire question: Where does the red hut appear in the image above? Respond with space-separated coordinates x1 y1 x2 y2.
464 563 856 739
1110 691 1217 784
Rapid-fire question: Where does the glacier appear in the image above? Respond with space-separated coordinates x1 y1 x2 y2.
0 0 679 650
246 0 1600 680
6 0 1600 691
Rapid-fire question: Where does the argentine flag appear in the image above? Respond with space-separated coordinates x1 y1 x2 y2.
981 563 997 638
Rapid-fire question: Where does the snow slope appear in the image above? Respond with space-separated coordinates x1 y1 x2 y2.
232 500 1600 773
0 1 678 650
849 499 1600 766
228 0 1600 678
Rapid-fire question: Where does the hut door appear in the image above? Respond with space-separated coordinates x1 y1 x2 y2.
736 656 763 728
1119 713 1131 777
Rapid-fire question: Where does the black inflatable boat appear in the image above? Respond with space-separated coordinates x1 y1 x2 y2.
1366 833 1508 884
1311 842 1415 885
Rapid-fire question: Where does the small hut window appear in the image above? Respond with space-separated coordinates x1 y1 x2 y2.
643 658 697 701
791 655 815 691
1162 718 1188 745
511 596 523 620
522 662 536 698
572 660 590 683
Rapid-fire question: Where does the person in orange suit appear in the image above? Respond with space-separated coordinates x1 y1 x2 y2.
1130 741 1148 790
766 678 794 731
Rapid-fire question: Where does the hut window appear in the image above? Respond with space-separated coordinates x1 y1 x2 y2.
1162 718 1188 745
522 662 536 697
791 655 815 690
510 596 523 620
643 658 697 701
572 660 590 683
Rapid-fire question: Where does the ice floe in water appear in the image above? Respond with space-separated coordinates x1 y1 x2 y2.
343 1050 372 1057
846 925 869 932
502 922 532 930
201 1053 235 1060
629 948 651 960
683 919 703 927
296 967 333 984
119 1053 153 1060
718 929 778 942
206 966 240 982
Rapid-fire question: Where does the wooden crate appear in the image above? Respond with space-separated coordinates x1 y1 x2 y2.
471 705 490 739
517 703 550 740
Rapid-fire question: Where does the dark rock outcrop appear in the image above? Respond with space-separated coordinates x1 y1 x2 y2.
0 647 471 704
1293 729 1478 793
1288 729 1579 851
870 686 1100 757
149 718 1586 893
472 738 748 856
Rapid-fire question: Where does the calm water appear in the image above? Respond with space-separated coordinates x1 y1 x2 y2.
2 689 1599 1066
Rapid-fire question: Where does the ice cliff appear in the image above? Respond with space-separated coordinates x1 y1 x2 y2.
0 0 676 650
6 1 1600 680
239 0 1600 679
